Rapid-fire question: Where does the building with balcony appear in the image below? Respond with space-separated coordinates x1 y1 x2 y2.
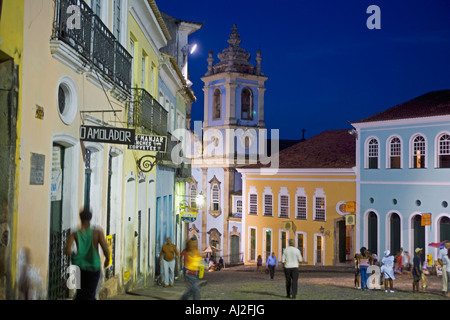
156 13 201 277
14 0 131 299
121 0 169 292
122 0 201 292
351 89 450 262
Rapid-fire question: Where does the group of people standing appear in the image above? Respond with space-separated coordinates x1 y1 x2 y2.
65 209 450 300
354 242 450 296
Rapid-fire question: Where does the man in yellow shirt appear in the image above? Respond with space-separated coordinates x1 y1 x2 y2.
181 239 202 300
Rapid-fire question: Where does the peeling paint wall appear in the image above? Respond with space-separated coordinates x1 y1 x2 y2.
16 247 44 299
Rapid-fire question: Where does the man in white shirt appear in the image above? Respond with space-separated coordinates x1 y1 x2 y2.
282 239 303 299
438 241 450 294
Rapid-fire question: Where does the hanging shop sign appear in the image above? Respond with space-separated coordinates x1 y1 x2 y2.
128 134 167 152
345 201 356 213
180 206 198 223
421 213 432 226
80 125 135 145
345 214 356 226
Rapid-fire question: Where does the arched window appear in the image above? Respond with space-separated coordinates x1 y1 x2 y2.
209 176 221 217
211 184 220 211
241 88 253 120
438 134 450 168
367 138 379 169
190 183 197 208
389 137 401 169
439 216 450 242
213 88 221 120
412 135 426 168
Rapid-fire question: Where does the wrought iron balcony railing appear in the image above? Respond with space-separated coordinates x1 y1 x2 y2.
157 133 182 164
130 88 168 137
52 0 132 92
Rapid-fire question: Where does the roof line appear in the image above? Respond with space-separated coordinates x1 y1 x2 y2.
147 0 172 41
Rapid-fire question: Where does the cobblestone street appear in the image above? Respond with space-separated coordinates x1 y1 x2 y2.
199 265 447 300
111 264 449 301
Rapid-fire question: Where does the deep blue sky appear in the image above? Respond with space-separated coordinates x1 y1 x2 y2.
157 0 450 140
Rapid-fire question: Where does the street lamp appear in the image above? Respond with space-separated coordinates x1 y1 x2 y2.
195 192 205 207
319 225 330 237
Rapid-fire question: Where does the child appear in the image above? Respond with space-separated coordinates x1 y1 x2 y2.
256 255 263 273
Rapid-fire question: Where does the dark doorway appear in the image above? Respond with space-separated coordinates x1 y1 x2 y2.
413 215 425 263
338 220 346 263
440 216 450 242
390 213 401 255
368 212 378 255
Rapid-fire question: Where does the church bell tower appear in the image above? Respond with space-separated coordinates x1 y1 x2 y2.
189 25 269 264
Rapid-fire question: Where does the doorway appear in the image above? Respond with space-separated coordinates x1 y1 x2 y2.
390 213 401 255
48 144 70 300
231 235 240 264
440 216 450 242
413 214 425 262
336 219 347 263
315 235 324 265
367 211 378 255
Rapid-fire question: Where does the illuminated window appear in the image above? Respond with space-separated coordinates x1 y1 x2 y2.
313 188 326 221
412 135 426 168
438 134 450 168
389 137 401 169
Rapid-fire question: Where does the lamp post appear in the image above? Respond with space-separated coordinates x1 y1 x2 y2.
179 193 205 240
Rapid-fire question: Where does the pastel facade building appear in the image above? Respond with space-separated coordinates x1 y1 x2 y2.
2 0 201 299
124 1 200 290
123 0 169 291
351 89 450 261
16 0 131 299
238 130 356 266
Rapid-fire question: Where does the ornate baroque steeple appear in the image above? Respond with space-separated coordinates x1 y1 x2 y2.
205 24 263 76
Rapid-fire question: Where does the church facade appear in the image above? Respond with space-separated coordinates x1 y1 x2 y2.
187 25 269 264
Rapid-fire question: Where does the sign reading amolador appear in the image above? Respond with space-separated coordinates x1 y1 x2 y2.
128 134 167 152
80 125 135 145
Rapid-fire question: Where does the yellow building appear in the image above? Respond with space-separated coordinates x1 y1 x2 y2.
123 0 200 291
238 130 357 266
0 0 24 300
17 0 131 299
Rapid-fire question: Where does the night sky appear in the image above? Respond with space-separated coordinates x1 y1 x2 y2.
156 0 450 140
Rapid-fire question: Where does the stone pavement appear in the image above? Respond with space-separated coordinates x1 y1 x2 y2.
105 264 353 300
106 277 207 300
105 264 448 300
